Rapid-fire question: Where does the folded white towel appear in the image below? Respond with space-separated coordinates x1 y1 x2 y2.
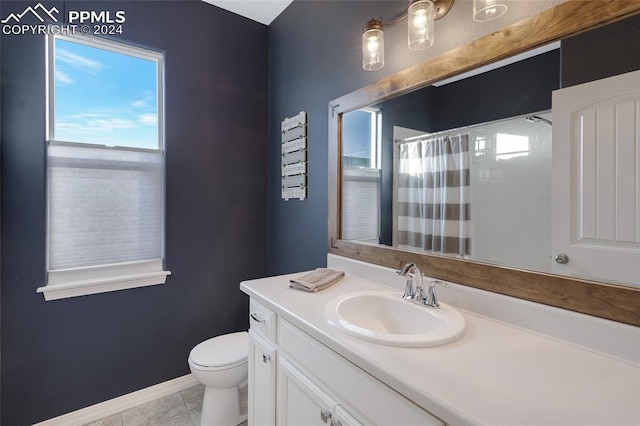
289 268 345 292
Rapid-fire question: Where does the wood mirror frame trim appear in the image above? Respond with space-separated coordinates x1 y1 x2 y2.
328 0 640 326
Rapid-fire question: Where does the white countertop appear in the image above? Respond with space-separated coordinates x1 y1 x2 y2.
240 271 640 425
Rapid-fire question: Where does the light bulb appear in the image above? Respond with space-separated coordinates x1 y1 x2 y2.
367 36 379 54
413 9 427 30
362 23 384 71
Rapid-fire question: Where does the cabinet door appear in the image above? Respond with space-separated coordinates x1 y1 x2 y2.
278 357 337 426
248 331 276 426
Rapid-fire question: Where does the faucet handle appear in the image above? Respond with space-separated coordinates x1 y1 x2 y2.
424 280 450 308
431 280 450 289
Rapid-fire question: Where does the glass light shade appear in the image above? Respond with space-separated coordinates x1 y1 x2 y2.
473 0 507 22
362 26 384 71
408 0 435 51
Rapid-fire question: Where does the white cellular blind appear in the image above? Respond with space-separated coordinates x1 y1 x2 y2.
342 166 380 241
48 143 163 271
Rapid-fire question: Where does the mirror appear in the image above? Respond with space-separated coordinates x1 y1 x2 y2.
341 46 558 275
328 1 640 326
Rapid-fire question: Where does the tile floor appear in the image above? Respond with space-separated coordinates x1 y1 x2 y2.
84 384 248 426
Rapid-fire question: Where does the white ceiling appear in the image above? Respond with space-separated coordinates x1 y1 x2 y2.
202 0 294 25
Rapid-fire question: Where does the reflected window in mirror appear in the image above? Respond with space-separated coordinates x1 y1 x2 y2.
467 112 552 273
342 108 382 243
342 108 381 168
495 133 529 160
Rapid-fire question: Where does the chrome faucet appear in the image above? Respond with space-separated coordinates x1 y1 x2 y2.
397 263 450 308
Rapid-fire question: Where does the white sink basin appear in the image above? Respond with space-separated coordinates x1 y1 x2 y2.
325 291 466 347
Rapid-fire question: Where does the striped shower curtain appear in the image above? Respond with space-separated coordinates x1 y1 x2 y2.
396 133 471 255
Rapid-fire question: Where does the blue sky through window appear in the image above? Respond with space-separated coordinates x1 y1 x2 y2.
54 38 159 150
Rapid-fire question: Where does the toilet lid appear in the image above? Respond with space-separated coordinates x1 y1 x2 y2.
190 331 248 368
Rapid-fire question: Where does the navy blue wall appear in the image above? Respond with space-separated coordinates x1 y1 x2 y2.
561 13 640 87
267 1 433 275
0 1 267 424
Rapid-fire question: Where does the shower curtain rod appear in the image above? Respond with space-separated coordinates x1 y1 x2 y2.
394 126 468 144
393 110 551 144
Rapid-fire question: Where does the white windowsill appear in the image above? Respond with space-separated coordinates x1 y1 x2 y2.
37 260 171 301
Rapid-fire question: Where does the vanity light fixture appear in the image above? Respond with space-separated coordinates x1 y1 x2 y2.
408 0 436 50
473 0 508 22
363 19 385 71
362 0 455 71
363 0 507 71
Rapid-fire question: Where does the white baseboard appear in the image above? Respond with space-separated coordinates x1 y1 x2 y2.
33 374 200 426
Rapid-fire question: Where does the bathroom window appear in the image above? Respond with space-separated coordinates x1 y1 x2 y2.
341 108 382 242
342 108 382 168
38 33 170 300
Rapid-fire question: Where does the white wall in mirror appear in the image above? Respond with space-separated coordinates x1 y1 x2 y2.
469 111 552 272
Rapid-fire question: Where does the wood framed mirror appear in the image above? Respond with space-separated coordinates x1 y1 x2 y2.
328 0 640 326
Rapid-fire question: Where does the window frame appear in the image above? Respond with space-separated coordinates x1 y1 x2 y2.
368 107 382 170
38 32 170 301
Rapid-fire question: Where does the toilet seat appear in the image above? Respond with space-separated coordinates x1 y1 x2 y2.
189 331 248 369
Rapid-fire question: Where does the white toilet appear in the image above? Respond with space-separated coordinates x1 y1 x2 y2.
188 331 249 426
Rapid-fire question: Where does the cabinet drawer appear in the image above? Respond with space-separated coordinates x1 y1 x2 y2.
279 319 444 426
249 298 276 343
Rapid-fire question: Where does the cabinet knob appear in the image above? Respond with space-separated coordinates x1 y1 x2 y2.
331 420 343 426
320 409 332 423
262 353 270 363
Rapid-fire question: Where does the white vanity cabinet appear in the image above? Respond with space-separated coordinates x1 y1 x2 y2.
247 294 445 426
248 299 277 426
242 269 640 426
